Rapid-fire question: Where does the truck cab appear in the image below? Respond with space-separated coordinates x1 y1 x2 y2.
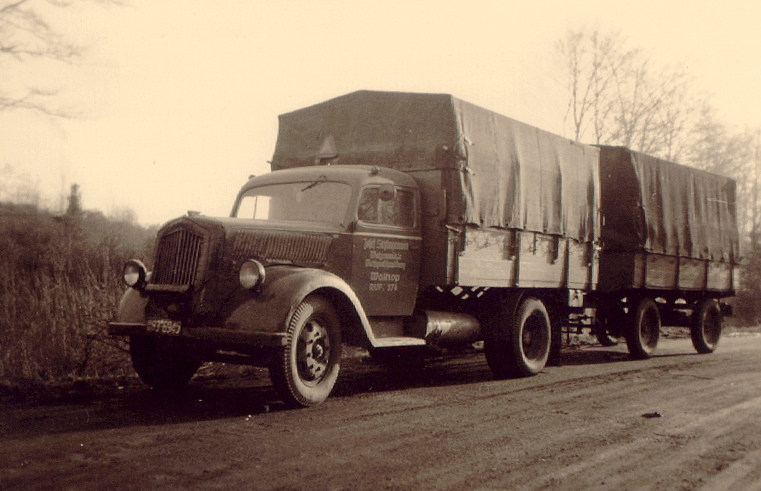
231 164 422 317
110 164 427 407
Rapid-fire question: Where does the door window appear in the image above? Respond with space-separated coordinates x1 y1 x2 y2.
358 187 415 228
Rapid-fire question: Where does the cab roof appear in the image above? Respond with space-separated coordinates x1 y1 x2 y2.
241 164 418 192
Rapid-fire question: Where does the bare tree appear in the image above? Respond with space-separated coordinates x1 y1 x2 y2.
0 0 120 117
686 104 761 249
657 70 704 163
555 28 631 143
556 27 701 160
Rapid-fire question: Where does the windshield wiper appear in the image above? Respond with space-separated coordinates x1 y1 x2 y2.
301 175 327 192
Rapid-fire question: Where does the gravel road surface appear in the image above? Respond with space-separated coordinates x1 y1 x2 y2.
2 334 761 490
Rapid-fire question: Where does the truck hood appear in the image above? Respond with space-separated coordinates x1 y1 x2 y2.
157 215 342 272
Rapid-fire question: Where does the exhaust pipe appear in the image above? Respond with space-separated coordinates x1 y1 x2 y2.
408 310 481 347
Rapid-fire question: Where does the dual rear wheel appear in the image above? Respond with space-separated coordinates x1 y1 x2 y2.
485 296 552 379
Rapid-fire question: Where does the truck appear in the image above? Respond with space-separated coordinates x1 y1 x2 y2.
108 90 739 407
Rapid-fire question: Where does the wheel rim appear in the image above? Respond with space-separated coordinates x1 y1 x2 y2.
639 308 659 349
522 313 548 361
296 317 331 386
703 308 721 346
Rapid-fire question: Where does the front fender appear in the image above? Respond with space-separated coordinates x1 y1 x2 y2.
224 266 375 345
114 286 149 324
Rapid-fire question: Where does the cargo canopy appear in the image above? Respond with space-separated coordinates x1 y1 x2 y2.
272 90 600 242
598 146 738 262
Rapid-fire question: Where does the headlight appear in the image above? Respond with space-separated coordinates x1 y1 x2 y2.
123 259 147 289
239 259 266 290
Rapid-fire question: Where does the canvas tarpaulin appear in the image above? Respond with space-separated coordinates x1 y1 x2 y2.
272 90 600 242
598 146 738 262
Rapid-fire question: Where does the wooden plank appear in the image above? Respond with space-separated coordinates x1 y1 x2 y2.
457 228 516 287
645 254 678 289
707 262 732 292
516 232 565 288
568 240 596 290
678 258 707 291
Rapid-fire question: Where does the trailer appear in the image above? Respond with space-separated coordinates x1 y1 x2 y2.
593 146 738 356
108 91 738 407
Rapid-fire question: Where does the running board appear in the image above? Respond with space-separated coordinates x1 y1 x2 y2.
372 337 428 348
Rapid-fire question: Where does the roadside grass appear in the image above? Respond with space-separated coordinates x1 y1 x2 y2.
0 264 132 384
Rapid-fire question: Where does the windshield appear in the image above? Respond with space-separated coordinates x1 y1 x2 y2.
234 181 352 226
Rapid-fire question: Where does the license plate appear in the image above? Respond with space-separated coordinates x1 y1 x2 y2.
146 318 182 335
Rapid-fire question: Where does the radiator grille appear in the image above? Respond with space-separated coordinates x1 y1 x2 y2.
152 229 204 286
229 230 332 264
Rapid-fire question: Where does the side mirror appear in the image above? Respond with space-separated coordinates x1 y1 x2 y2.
379 183 397 202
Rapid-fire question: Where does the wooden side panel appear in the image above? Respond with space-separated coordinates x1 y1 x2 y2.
567 240 597 290
516 232 565 289
459 229 590 289
644 254 678 289
707 262 732 291
597 251 642 291
678 258 708 291
457 228 517 287
600 248 735 294
632 253 646 288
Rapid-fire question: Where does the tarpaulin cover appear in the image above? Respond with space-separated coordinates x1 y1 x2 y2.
272 90 600 242
599 146 738 262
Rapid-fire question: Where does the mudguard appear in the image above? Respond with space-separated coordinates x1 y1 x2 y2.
114 281 149 325
110 266 379 349
224 266 375 345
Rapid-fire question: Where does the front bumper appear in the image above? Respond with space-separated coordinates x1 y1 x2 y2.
108 322 288 348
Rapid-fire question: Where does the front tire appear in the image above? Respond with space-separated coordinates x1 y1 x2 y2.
625 298 661 359
485 296 551 378
129 335 202 389
270 295 342 408
691 299 722 354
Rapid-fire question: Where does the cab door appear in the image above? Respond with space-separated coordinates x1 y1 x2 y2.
351 184 421 316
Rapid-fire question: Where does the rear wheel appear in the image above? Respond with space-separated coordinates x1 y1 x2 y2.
691 299 722 354
129 335 202 389
625 298 661 359
270 295 342 408
485 296 551 378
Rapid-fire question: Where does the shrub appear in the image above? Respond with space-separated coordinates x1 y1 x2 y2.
0 203 155 382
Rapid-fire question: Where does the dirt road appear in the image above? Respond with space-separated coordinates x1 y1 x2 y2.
2 334 761 490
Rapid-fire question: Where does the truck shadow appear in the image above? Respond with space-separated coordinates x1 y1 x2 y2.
0 344 699 440
331 346 634 397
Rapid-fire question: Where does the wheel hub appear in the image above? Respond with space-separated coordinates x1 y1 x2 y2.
297 320 331 383
522 315 545 359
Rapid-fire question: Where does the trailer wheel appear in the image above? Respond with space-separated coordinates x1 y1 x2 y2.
129 335 202 389
485 296 551 378
691 299 722 354
625 298 661 359
270 295 342 408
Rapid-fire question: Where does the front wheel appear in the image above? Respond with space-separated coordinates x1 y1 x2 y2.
691 299 722 354
270 295 342 408
625 298 661 360
129 335 202 389
485 296 551 378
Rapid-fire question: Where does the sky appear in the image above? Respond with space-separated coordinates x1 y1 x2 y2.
1 0 760 226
